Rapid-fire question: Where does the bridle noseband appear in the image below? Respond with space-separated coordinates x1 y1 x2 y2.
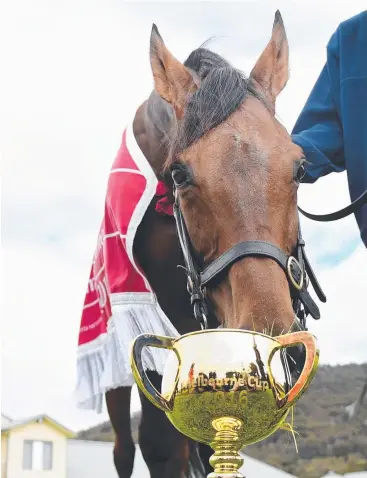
172 184 326 332
172 178 367 332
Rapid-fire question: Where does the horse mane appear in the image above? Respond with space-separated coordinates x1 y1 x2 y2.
165 46 269 166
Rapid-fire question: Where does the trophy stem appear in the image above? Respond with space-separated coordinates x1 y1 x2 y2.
208 417 245 478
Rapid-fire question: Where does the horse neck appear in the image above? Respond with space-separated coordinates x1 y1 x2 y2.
130 96 205 335
132 92 173 178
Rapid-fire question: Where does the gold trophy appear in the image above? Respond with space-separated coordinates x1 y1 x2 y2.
130 329 319 477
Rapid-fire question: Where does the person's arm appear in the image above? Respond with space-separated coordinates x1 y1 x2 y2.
291 27 345 183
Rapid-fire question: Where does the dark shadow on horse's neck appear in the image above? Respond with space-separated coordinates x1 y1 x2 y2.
146 91 173 142
133 91 174 180
131 91 218 335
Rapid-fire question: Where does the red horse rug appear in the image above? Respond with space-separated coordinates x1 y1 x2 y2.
75 124 179 413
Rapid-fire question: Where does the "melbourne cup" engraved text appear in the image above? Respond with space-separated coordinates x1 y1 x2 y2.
181 373 269 392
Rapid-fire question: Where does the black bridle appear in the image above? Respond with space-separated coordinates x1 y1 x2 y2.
172 179 367 332
172 185 324 332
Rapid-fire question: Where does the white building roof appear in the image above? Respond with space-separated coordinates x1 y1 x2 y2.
67 440 119 478
322 473 367 478
1 413 74 437
344 474 367 478
1 413 13 429
239 452 296 478
66 440 295 478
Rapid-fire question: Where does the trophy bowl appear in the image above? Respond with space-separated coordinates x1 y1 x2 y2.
130 329 319 478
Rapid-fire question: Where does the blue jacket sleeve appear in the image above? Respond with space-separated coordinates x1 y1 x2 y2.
291 29 345 183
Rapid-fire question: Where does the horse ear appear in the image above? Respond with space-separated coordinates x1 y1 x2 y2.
150 24 198 119
250 11 289 104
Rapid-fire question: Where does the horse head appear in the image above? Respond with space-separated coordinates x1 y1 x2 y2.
139 14 329 395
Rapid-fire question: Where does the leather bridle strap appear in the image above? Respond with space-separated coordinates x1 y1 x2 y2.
298 189 367 222
200 239 322 321
200 241 296 286
295 218 326 304
173 179 325 329
173 191 209 329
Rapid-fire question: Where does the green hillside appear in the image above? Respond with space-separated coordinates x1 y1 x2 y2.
76 363 367 477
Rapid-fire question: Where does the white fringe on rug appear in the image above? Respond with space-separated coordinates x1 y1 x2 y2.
75 294 180 414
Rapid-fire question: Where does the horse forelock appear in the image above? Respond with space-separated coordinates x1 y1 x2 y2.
163 47 270 168
145 45 270 176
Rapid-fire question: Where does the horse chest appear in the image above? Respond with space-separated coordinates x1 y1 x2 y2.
133 204 200 335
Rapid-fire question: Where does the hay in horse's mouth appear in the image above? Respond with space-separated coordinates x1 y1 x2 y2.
280 406 299 453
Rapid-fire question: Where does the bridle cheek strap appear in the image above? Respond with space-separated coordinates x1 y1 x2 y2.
173 197 209 329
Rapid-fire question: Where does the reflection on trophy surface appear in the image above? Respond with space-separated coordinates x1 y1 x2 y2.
130 329 319 478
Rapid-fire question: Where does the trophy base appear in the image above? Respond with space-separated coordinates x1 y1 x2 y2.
208 417 245 478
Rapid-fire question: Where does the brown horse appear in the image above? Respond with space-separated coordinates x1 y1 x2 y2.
105 11 319 478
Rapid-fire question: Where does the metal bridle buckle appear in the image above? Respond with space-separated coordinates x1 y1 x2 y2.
287 256 304 291
305 271 310 289
187 276 193 295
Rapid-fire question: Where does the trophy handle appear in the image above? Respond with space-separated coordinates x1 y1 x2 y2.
130 333 179 412
268 331 319 409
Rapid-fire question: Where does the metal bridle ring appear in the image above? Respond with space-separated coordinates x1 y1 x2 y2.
193 302 208 330
198 313 208 330
287 256 304 291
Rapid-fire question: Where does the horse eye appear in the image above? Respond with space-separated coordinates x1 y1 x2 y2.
172 165 191 188
294 161 306 183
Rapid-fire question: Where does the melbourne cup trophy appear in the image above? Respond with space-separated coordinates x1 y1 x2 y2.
130 329 319 478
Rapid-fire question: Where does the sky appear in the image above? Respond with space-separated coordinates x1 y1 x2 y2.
2 0 367 432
